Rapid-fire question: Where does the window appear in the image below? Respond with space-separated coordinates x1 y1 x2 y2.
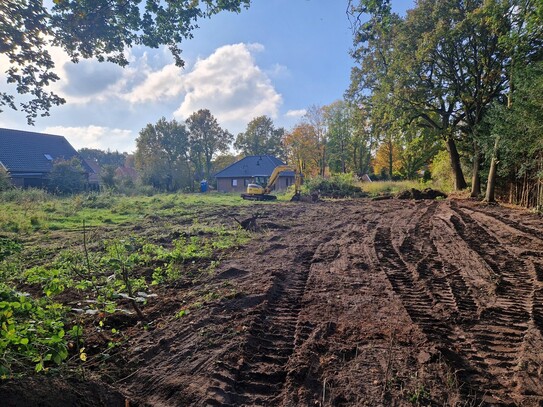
44 154 53 161
231 179 238 187
244 178 251 186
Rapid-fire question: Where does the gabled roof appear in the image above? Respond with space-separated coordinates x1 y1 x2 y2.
214 155 295 178
0 128 93 174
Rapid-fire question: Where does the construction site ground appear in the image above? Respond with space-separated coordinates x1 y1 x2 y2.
4 197 543 406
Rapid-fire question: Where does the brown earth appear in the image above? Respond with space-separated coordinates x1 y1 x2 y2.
4 198 543 406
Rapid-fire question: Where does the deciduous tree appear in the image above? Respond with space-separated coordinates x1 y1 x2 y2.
283 123 320 178
134 117 190 191
1 0 250 122
186 109 233 181
234 116 285 159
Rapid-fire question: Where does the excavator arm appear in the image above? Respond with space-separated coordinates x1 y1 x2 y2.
263 165 294 194
241 162 302 201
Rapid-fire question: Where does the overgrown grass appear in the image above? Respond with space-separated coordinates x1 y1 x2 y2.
0 189 259 378
0 190 276 234
359 180 434 196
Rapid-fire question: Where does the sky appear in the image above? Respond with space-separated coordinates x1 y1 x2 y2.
0 0 414 154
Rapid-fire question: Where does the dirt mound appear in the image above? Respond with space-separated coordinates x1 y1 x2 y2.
396 187 447 200
1 377 126 407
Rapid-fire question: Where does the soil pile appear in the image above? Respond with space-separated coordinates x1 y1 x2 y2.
396 188 447 200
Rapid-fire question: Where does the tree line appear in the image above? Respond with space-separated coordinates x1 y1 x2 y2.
347 0 543 206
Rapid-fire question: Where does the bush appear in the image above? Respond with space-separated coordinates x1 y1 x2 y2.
302 173 366 198
47 158 87 195
429 150 454 192
0 188 51 204
0 168 11 191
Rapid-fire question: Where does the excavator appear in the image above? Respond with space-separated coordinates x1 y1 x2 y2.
241 164 302 201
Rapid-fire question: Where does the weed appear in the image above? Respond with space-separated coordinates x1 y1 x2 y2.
0 283 80 377
408 385 430 405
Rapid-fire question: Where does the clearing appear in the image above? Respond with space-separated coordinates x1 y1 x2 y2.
3 197 543 406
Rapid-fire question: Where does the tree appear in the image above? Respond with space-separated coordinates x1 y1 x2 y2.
372 138 402 180
324 101 352 174
234 116 285 159
1 0 250 123
349 106 374 176
483 0 543 202
304 105 328 176
186 109 233 181
78 148 127 168
134 117 190 191
283 123 321 178
47 157 87 194
349 0 513 191
484 61 543 206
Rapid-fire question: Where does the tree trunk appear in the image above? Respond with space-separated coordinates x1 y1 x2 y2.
445 137 467 190
471 150 481 197
484 137 500 203
388 138 393 180
321 145 326 177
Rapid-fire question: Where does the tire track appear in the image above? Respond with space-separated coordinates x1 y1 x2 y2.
398 203 478 321
204 250 314 406
449 202 532 401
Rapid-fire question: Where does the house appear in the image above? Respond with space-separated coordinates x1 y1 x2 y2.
214 155 295 193
0 128 95 188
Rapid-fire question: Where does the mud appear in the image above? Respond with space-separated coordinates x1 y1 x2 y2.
5 198 543 406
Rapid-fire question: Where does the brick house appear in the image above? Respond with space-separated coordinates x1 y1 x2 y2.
214 155 295 193
0 128 96 188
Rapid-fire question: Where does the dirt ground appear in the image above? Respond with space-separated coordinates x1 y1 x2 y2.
5 197 543 406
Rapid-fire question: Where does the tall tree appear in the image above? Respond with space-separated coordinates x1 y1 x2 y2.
234 116 285 159
304 105 328 176
483 0 543 202
484 61 543 206
349 0 514 191
283 123 321 178
186 109 233 181
1 0 250 122
324 101 352 174
349 106 374 176
134 117 190 191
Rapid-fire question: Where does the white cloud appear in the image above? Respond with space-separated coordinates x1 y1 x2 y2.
286 109 307 118
44 125 136 153
124 63 184 103
173 43 282 129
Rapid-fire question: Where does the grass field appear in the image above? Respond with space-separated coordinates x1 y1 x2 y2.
0 189 273 378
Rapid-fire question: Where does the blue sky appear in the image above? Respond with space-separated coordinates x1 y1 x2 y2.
0 0 413 153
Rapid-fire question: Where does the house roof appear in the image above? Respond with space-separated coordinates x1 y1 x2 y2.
0 128 93 174
214 155 295 178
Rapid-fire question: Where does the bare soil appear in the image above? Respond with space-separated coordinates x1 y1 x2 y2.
4 198 543 406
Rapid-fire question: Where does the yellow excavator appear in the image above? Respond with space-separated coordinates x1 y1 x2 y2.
241 164 302 201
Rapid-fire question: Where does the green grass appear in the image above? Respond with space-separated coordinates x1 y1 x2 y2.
358 180 433 196
0 191 282 234
0 189 259 377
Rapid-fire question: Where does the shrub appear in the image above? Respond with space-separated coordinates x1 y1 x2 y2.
429 150 454 192
47 158 87 195
302 173 366 198
0 168 11 191
0 283 76 376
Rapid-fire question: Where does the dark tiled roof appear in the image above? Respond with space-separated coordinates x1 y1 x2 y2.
214 155 295 178
0 128 92 174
